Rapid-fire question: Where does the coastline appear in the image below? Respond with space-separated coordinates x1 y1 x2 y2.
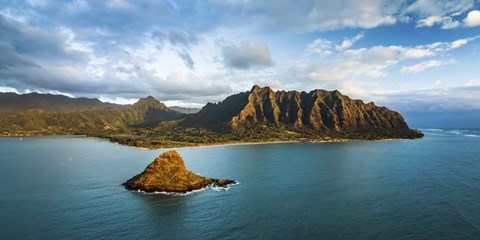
171 138 407 150
168 140 301 150
0 133 409 150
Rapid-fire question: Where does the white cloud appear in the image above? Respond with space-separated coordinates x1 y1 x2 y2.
307 46 398 81
440 18 461 29
450 39 469 49
306 38 333 56
162 100 205 108
246 0 402 31
302 36 476 82
405 0 473 17
208 1 471 32
98 96 137 105
401 60 444 74
417 15 442 27
407 0 474 29
464 10 480 27
417 15 461 29
336 33 364 50
320 81 480 115
307 33 364 57
395 46 435 58
423 36 479 51
383 86 480 113
0 86 20 93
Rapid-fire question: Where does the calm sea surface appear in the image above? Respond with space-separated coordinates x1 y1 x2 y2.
1 129 480 239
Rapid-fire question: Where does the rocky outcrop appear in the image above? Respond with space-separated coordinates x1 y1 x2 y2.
182 85 422 139
123 150 236 193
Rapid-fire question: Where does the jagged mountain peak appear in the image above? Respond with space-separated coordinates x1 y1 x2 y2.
183 85 414 135
250 85 274 92
251 85 261 92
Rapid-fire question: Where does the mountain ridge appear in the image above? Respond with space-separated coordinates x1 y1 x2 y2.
182 85 416 138
0 95 184 134
0 86 422 143
0 92 126 117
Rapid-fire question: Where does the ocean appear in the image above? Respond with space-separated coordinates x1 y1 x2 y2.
1 128 479 239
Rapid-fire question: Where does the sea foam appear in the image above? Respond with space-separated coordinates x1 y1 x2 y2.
424 128 444 132
126 182 239 196
212 181 240 192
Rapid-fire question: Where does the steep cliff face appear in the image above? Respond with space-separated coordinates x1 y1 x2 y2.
183 85 415 135
181 91 250 129
123 150 236 193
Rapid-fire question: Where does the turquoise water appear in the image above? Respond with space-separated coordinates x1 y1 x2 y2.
1 129 480 239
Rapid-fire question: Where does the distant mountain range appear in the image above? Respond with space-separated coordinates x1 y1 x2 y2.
0 92 125 117
0 92 200 116
0 87 422 141
0 94 184 134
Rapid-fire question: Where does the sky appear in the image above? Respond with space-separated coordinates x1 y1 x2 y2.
1 0 480 127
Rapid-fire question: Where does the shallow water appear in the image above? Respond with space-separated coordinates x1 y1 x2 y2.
1 129 480 239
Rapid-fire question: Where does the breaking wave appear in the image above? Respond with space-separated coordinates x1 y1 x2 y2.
212 181 240 192
424 128 444 132
421 128 480 138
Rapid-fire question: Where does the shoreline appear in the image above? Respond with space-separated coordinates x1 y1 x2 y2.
116 137 411 151
169 140 301 150
172 138 407 150
0 134 413 150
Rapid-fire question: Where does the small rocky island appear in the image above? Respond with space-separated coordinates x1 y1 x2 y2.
123 150 236 193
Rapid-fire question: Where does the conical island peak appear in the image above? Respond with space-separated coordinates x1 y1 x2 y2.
123 150 236 193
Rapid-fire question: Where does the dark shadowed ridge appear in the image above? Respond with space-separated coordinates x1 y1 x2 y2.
0 92 126 117
127 96 184 128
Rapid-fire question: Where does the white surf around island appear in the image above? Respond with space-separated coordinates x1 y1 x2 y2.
125 182 240 196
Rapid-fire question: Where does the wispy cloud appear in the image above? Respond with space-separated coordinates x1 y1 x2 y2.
401 60 445 74
306 38 333 56
336 33 364 50
151 29 200 69
302 36 477 81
